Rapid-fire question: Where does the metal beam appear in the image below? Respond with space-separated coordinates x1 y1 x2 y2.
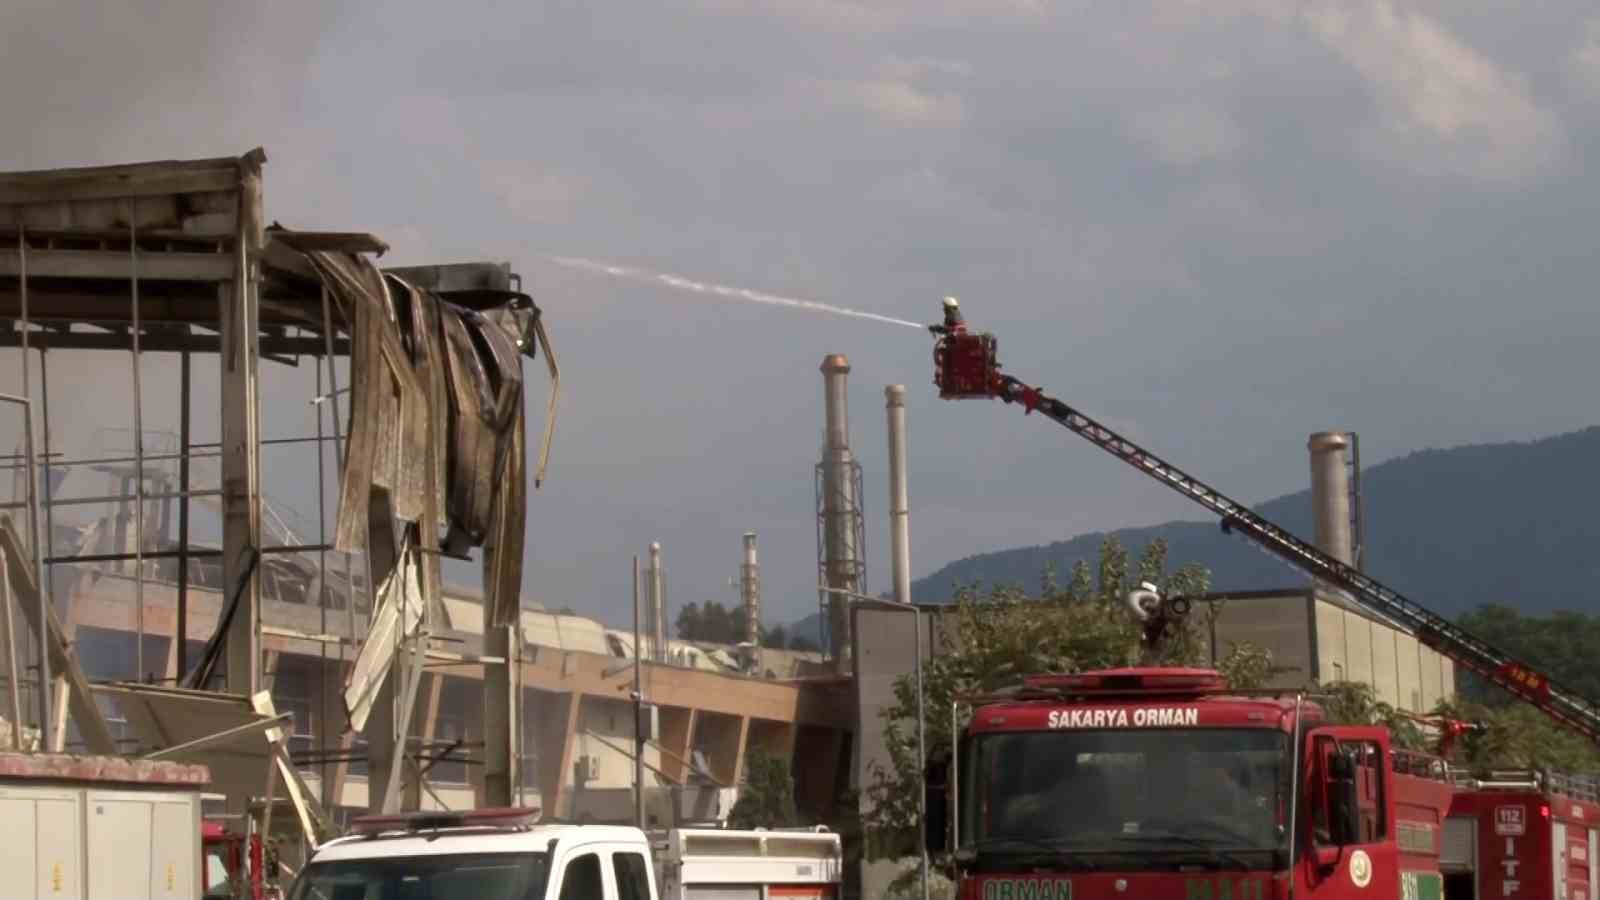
141 711 291 760
0 151 254 204
0 517 117 753
0 249 234 281
270 231 390 256
0 330 347 356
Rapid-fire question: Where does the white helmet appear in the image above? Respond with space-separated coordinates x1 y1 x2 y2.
1125 581 1162 622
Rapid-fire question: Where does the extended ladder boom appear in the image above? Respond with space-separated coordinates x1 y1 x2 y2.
929 315 1600 747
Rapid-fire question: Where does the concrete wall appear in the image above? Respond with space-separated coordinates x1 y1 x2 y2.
851 603 935 900
1310 594 1456 712
1200 592 1316 687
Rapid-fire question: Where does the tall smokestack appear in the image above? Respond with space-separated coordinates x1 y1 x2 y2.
818 354 863 673
885 385 911 606
648 542 666 662
1308 432 1354 566
741 532 760 646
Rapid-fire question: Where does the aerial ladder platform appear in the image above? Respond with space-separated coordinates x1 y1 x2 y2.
925 298 1600 748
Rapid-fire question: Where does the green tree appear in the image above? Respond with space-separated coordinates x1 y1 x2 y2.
1427 698 1600 773
789 634 821 653
728 748 800 829
1313 681 1428 750
1312 679 1600 772
675 602 704 640
702 602 735 643
763 624 790 649
860 538 1270 890
1456 605 1600 707
677 600 744 643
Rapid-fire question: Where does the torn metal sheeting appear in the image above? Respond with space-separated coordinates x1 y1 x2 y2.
342 543 426 732
265 226 390 257
89 683 278 761
383 262 513 294
251 691 334 847
284 242 553 735
89 682 331 848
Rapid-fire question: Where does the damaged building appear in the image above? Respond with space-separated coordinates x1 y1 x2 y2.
0 149 855 861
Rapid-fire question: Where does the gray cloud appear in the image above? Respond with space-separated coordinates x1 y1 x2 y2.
3 1 1598 629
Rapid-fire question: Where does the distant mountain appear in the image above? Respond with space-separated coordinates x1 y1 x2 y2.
907 426 1600 620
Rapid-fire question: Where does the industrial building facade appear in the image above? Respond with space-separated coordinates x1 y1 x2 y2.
56 559 853 830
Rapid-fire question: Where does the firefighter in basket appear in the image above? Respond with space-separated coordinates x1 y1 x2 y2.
929 296 966 336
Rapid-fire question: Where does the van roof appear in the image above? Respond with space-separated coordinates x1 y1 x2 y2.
311 824 647 863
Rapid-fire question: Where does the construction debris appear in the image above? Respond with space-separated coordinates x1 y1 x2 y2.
0 514 118 754
279 240 557 746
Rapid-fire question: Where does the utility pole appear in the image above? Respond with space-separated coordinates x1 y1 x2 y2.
633 554 646 830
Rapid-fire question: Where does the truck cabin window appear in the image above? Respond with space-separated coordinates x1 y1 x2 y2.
287 852 549 900
559 853 604 900
203 848 233 899
961 728 1287 858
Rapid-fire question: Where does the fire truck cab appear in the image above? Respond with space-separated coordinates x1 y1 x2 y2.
926 667 1457 900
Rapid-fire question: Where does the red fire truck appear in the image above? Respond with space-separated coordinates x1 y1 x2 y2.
920 302 1600 900
931 666 1455 900
1443 773 1598 900
202 819 266 900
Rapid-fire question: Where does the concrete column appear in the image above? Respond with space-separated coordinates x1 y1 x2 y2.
220 156 264 700
219 281 261 697
731 717 751 786
260 650 281 692
483 624 522 806
366 672 399 814
481 410 526 810
409 672 445 809
365 643 428 814
536 691 583 818
659 706 697 783
319 659 353 811
700 713 750 787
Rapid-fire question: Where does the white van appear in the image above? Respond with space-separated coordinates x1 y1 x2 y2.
284 808 841 900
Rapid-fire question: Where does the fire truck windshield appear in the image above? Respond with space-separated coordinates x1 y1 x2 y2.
961 727 1287 865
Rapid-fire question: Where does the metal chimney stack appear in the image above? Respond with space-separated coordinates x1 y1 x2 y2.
647 542 666 662
817 354 864 673
1308 433 1354 566
885 385 911 606
741 532 761 646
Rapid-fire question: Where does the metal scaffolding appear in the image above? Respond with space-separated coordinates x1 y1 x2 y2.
0 150 550 838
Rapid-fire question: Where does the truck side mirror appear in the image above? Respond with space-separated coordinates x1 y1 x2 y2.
1327 753 1361 846
924 755 950 855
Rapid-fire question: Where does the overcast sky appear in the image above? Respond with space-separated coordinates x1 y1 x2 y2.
3 1 1598 631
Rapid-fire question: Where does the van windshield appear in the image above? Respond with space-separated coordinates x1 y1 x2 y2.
288 852 549 900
